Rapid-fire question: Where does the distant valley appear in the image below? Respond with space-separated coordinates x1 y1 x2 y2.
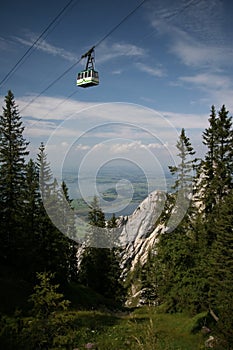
61 164 173 218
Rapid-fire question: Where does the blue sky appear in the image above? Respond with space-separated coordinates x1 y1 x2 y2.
0 0 233 187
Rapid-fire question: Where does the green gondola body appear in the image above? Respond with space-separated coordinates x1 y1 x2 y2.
77 69 99 88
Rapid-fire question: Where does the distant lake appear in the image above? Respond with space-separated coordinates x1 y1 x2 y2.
59 163 173 217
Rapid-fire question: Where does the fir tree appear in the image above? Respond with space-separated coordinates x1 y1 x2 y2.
200 105 218 214
214 105 233 199
0 90 29 262
36 142 53 202
61 181 78 281
140 249 159 305
169 128 197 194
24 159 41 236
78 197 125 304
107 213 117 228
208 190 233 346
166 128 198 231
20 159 42 278
88 195 106 228
19 272 76 349
154 129 207 313
200 105 233 215
35 146 72 285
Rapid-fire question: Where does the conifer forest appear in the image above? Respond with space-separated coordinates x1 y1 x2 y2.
0 90 233 349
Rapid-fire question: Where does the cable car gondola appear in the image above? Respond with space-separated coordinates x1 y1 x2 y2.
77 46 99 88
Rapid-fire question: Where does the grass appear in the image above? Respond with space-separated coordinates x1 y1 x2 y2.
66 306 207 349
0 276 207 349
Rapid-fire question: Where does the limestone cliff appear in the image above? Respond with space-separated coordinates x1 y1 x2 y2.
117 190 167 274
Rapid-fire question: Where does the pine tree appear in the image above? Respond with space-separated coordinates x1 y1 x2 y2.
154 129 208 313
19 159 42 278
107 213 117 228
215 105 233 199
199 105 218 214
19 272 76 349
88 195 106 228
140 249 159 305
36 142 53 201
208 190 233 345
0 90 29 262
200 105 233 215
169 128 197 194
166 128 198 231
61 181 78 281
78 197 125 304
78 196 106 291
24 159 41 236
35 146 71 284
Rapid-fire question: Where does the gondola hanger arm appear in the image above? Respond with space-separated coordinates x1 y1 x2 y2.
81 46 95 59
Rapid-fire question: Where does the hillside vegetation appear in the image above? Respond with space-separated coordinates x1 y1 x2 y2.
0 91 232 349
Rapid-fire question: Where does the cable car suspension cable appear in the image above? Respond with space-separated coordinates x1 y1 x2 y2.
20 0 148 113
0 0 79 88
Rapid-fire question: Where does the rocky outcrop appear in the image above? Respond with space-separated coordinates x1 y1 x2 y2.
117 190 167 273
76 190 168 278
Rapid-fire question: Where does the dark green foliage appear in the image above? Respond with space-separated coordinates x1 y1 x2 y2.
79 246 125 304
61 181 75 235
36 142 53 201
24 159 41 233
88 195 106 228
151 105 233 347
0 272 78 350
34 145 78 285
78 197 125 305
208 190 233 346
0 90 29 262
1 92 232 347
29 272 70 318
169 128 197 194
19 158 42 278
155 225 208 314
199 105 233 216
0 92 78 287
107 213 118 228
140 249 159 304
152 129 204 312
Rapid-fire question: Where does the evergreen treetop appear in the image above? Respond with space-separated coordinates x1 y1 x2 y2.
169 128 197 194
0 90 29 257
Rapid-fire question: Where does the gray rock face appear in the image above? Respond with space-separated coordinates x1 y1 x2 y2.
117 190 167 273
76 190 168 278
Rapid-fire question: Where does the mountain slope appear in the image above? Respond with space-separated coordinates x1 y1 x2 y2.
117 190 167 274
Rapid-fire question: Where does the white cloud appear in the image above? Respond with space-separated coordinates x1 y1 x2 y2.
61 141 69 148
75 144 91 151
18 95 93 120
110 141 144 154
112 43 145 57
73 141 171 156
110 141 167 153
144 0 233 112
170 32 233 68
179 73 233 111
97 41 146 64
162 111 209 130
147 0 233 69
15 98 212 174
180 73 232 89
0 94 213 166
209 89 233 112
136 62 165 77
13 31 77 62
0 36 13 51
12 96 210 143
112 69 123 75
